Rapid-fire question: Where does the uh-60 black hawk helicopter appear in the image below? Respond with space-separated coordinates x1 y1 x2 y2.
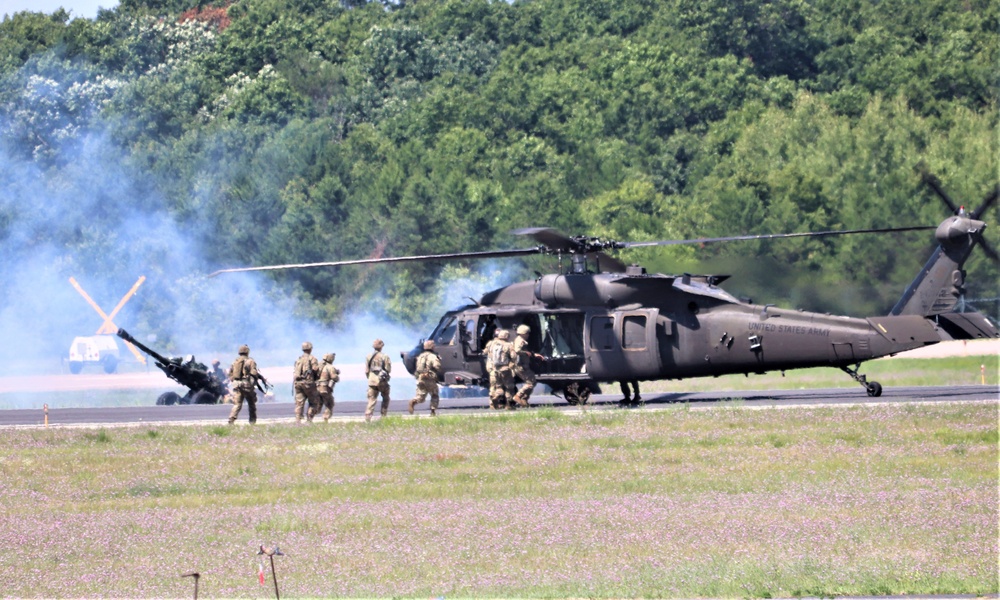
212 176 998 404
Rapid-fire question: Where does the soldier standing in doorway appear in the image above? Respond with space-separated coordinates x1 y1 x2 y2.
293 342 321 422
365 339 391 422
409 340 443 416
484 329 518 410
227 345 259 424
317 352 340 422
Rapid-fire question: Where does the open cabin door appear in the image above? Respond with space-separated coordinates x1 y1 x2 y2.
585 309 661 380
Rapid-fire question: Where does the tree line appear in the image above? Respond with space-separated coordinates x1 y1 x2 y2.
1 0 996 337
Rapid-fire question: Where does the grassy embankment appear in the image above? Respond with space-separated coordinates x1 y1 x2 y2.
1 402 996 598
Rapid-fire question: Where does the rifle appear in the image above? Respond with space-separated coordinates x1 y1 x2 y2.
256 372 273 395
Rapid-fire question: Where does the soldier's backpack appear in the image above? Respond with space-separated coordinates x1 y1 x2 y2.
490 340 511 369
229 356 246 380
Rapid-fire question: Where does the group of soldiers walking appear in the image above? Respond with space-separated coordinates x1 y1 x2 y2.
225 323 546 424
292 341 341 423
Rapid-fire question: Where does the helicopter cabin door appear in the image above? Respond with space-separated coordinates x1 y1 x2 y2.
585 309 661 380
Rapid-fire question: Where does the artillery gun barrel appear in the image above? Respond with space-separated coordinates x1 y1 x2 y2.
116 328 171 367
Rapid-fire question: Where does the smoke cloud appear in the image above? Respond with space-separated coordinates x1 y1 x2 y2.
0 126 518 392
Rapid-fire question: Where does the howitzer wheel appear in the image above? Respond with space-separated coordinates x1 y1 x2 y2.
156 391 181 405
190 390 219 405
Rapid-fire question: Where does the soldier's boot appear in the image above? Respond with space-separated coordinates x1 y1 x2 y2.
380 409 388 417
227 418 235 425
408 399 416 415
430 408 436 417
364 413 372 423
632 393 641 403
513 392 529 407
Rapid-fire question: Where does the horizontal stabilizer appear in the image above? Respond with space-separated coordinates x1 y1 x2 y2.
868 315 942 346
933 312 1000 340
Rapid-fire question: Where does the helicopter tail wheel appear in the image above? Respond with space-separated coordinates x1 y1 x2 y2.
842 364 883 396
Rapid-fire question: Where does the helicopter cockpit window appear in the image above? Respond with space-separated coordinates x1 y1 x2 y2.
622 315 647 349
431 316 458 346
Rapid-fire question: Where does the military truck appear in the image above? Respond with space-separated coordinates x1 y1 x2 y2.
67 335 121 374
116 328 227 405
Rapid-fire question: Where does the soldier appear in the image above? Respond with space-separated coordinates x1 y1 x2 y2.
227 345 260 424
293 341 321 422
409 340 443 416
484 329 518 410
511 324 539 407
210 358 231 403
317 352 340 422
619 380 641 404
364 339 391 422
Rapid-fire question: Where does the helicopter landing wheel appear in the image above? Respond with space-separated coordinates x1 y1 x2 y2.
842 364 883 397
562 382 591 406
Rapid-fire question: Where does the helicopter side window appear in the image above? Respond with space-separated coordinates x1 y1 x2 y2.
589 316 615 350
622 315 647 349
542 313 585 356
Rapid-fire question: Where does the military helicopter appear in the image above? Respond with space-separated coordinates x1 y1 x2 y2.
211 175 998 403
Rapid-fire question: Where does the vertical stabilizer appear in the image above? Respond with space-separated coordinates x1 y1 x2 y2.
890 215 987 316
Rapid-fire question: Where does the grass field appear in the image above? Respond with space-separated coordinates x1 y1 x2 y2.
1 401 996 598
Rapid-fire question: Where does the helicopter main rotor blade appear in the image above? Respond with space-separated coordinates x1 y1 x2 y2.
208 247 542 277
620 225 937 249
919 170 962 214
970 184 999 220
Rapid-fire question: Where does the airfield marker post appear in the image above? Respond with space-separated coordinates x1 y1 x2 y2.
981 364 986 384
180 572 199 599
43 404 48 427
257 544 283 599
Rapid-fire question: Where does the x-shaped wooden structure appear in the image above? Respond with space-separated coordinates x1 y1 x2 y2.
68 276 147 365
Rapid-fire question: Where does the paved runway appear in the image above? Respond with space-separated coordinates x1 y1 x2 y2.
1 384 996 428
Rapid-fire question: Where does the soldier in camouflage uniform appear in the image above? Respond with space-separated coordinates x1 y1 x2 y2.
227 345 259 424
408 340 443 416
317 352 340 422
484 329 518 410
511 324 537 407
364 339 391 422
293 342 321 422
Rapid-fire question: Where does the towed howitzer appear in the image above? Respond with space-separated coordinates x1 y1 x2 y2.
117 328 227 405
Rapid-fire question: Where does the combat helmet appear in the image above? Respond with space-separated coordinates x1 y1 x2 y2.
423 340 435 350
323 353 335 363
238 344 250 355
496 329 510 340
516 325 530 336
302 341 313 352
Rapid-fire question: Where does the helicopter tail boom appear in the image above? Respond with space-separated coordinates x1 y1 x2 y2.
890 215 988 317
